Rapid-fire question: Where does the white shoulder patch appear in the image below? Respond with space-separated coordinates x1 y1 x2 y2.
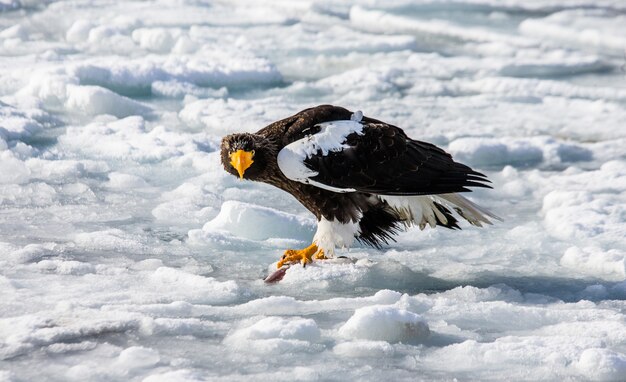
277 117 365 193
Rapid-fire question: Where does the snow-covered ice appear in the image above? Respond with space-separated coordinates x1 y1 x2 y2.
1 1 625 381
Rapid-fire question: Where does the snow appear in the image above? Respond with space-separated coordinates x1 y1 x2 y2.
1 1 626 381
576 348 626 381
200 200 315 242
65 84 152 117
223 316 321 354
333 340 396 358
560 247 625 280
338 305 430 343
519 10 626 56
131 28 178 53
0 151 30 184
447 136 593 169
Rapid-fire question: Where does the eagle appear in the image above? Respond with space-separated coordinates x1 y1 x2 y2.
221 105 499 268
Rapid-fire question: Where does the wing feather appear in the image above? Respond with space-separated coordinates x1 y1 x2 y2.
276 108 491 196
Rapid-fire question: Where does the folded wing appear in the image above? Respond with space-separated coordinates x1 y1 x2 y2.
277 118 491 196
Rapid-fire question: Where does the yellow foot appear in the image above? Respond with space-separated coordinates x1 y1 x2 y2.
277 243 326 268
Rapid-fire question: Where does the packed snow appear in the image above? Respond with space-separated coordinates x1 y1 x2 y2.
1 0 625 381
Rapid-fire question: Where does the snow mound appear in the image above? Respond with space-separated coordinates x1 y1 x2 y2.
105 172 149 189
201 200 315 242
65 19 94 43
65 85 151 117
223 316 321 354
338 305 429 343
131 28 178 52
561 247 625 280
8 243 56 264
576 348 626 381
543 189 622 243
114 346 160 371
538 161 626 248
17 72 152 117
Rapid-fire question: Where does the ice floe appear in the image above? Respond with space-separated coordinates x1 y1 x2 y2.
338 305 430 343
195 200 315 243
223 316 321 354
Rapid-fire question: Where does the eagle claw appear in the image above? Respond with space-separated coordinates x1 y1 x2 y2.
277 244 326 268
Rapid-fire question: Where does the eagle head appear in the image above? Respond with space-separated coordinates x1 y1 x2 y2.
220 133 273 180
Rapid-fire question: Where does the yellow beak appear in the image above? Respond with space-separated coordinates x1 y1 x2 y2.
229 149 254 179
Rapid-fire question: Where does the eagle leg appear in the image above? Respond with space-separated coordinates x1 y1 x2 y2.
277 243 325 268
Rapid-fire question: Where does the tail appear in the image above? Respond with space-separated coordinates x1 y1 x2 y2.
435 193 502 227
380 194 501 230
356 193 501 250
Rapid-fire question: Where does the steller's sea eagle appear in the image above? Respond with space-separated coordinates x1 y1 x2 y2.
221 105 500 268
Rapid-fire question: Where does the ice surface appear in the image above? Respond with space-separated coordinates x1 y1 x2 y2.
223 316 321 354
200 200 315 242
1 1 626 381
520 10 626 56
338 305 430 343
576 348 626 381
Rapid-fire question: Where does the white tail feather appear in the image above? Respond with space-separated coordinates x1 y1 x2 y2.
435 193 502 226
380 195 446 229
380 194 501 229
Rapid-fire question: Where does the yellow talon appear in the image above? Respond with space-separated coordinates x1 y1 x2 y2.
277 243 325 268
314 250 327 260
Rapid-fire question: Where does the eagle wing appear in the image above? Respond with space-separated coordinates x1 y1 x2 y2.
276 112 491 196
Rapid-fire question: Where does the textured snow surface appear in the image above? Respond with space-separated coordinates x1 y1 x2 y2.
1 1 626 381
